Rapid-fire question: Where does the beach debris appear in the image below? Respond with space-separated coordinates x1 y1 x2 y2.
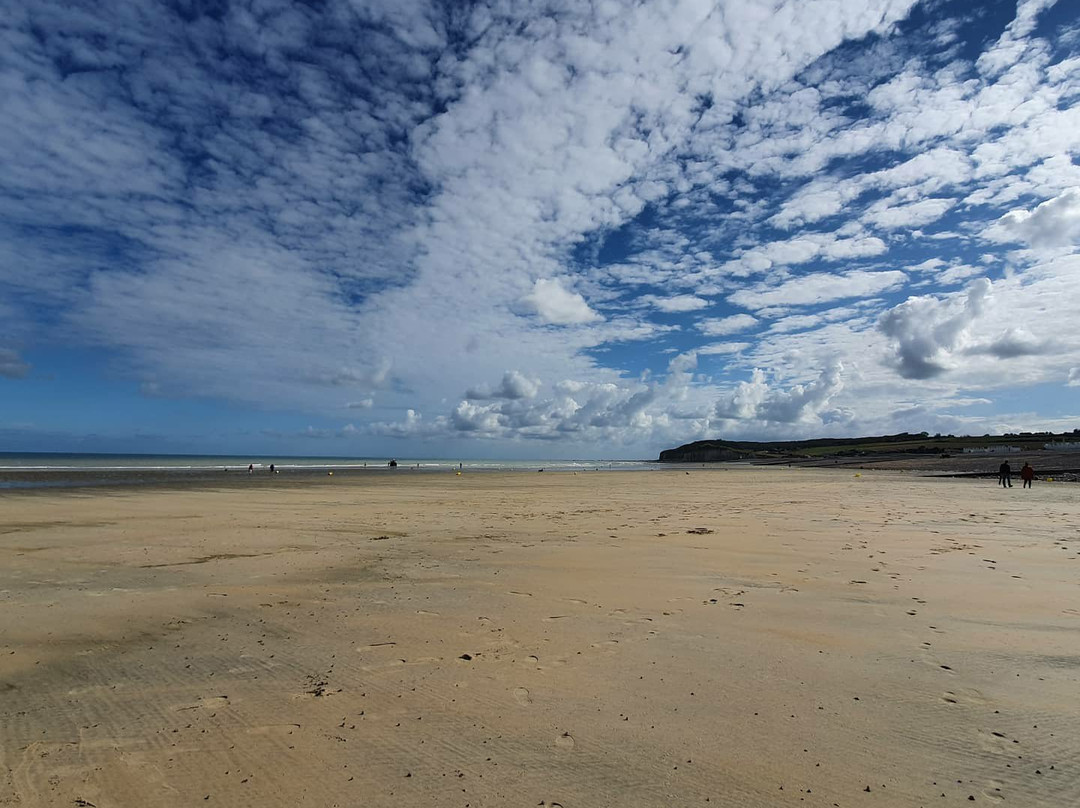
686 527 714 534
459 653 473 661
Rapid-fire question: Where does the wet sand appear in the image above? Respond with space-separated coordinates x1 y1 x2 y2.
1 469 1077 807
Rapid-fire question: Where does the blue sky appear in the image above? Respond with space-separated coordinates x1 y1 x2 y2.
2 0 1079 459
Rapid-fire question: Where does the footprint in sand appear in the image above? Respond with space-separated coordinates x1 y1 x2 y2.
976 730 1014 755
513 687 532 706
176 695 230 712
555 732 575 749
982 780 1006 801
941 688 987 706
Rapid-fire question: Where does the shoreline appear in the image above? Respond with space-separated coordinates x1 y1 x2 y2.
3 458 1077 495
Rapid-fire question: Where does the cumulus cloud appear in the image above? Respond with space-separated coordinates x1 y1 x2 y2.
878 279 992 379
466 370 541 400
967 328 1050 359
522 279 603 325
369 353 702 446
1068 367 1080 387
714 362 845 423
986 188 1080 248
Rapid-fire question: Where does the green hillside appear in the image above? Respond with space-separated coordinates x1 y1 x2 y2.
658 430 1080 462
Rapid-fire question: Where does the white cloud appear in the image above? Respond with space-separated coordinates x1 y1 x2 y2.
769 185 852 228
878 279 991 379
862 197 957 230
698 342 751 356
522 278 603 325
640 294 710 313
466 370 542 400
986 188 1080 248
714 362 845 423
1068 367 1080 387
976 0 1059 77
696 314 759 337
7 0 1080 455
967 328 1050 359
730 270 907 311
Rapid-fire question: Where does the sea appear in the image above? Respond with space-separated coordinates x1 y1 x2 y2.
0 452 661 490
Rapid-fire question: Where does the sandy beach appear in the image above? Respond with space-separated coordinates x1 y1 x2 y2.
1 469 1077 807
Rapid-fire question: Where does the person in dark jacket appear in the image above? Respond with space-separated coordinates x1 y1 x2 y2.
998 460 1012 488
1020 462 1035 488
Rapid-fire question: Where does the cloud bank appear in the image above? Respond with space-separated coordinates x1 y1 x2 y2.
2 0 1079 455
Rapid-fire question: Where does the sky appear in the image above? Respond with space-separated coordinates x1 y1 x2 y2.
1 0 1079 459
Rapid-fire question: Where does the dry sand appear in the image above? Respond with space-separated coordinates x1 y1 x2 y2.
1 469 1078 807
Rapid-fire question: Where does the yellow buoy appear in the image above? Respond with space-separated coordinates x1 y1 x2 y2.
854 473 861 477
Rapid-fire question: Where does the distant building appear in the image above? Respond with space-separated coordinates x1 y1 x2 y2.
962 446 1022 454
1044 441 1080 451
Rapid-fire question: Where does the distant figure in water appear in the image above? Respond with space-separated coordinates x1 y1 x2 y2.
1020 462 1035 488
998 460 1012 488
269 464 275 474
248 464 254 474
389 459 397 467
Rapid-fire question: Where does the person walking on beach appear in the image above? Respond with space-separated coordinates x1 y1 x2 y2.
1020 462 1035 488
998 460 1012 488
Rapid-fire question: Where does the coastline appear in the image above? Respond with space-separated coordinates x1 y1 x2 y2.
0 455 656 492
2 469 1077 806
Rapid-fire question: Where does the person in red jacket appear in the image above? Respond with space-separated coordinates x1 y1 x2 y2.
1020 462 1035 488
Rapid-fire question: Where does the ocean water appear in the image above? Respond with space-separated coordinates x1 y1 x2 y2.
0 452 659 490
